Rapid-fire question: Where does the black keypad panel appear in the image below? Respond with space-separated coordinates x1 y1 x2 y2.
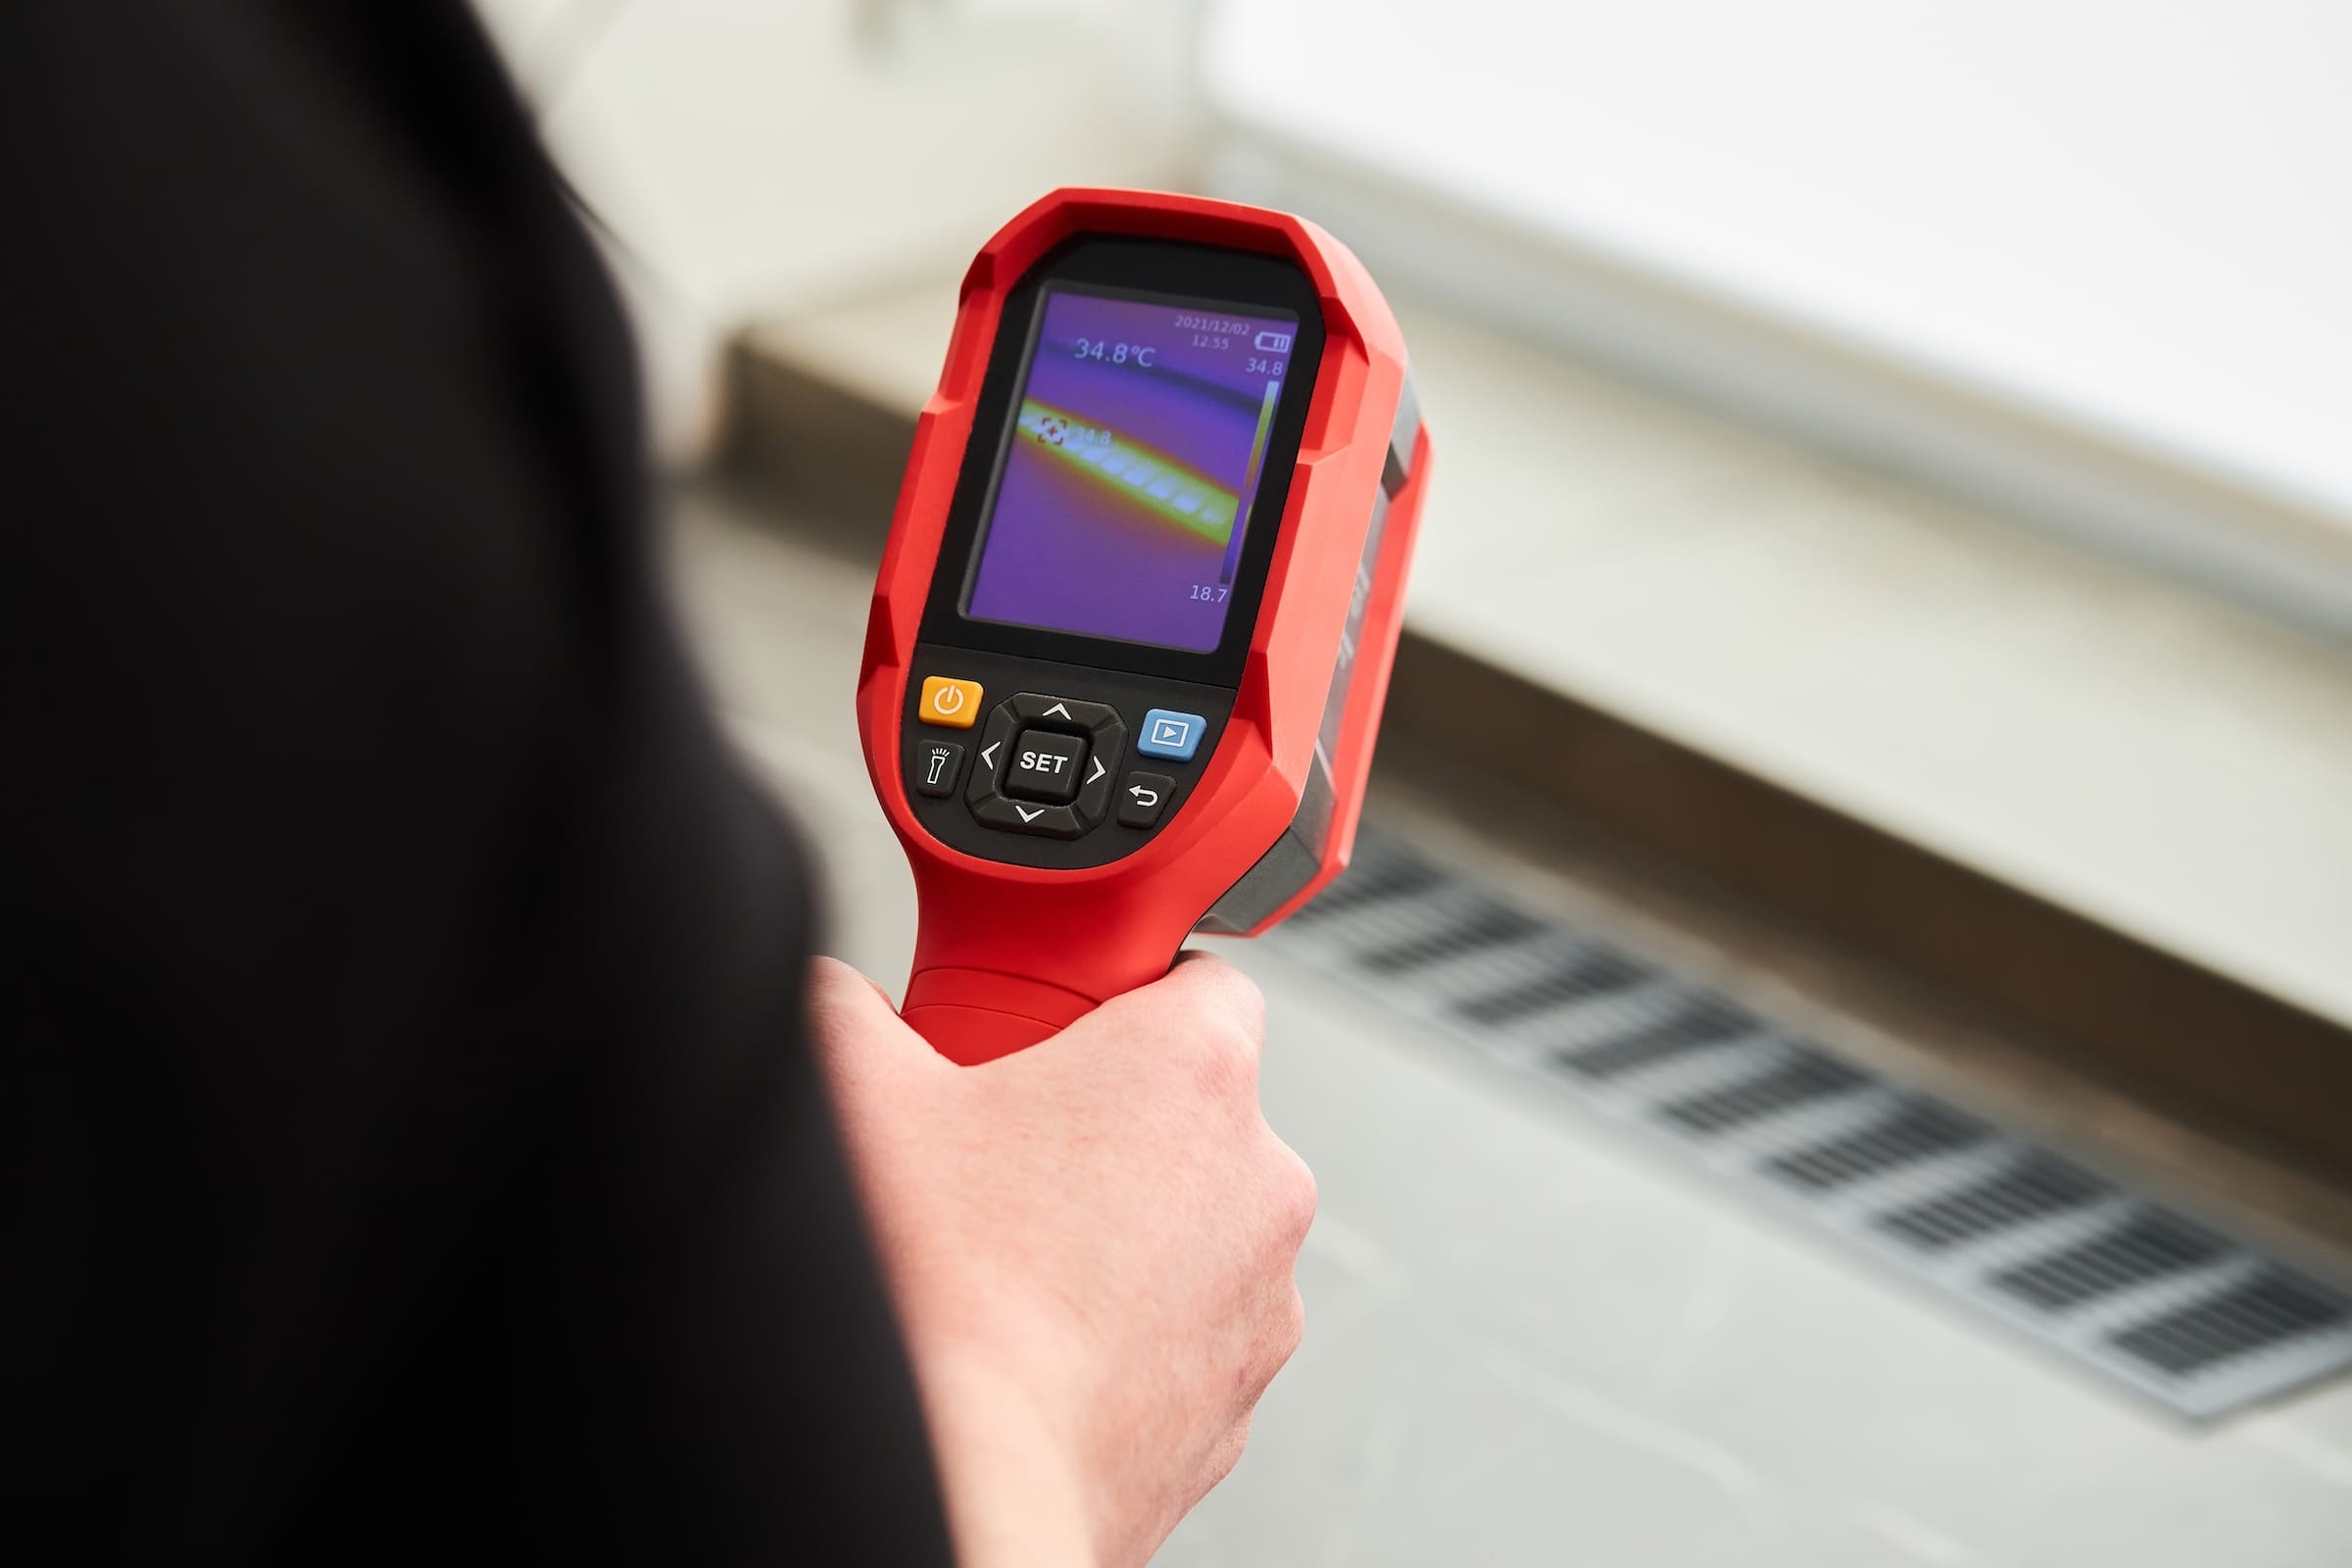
901 644 1235 870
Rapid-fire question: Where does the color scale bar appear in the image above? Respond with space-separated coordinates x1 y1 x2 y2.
1219 377 1282 586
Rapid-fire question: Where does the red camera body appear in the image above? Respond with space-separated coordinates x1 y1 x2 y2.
856 187 1429 1062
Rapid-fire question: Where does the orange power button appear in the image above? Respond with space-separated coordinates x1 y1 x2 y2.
918 676 984 729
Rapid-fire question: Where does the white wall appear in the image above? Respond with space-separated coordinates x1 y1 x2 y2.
1204 0 2352 532
474 0 1200 459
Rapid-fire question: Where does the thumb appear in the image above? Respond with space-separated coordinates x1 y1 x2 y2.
806 956 944 1093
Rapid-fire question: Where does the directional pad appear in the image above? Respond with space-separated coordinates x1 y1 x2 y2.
965 692 1127 838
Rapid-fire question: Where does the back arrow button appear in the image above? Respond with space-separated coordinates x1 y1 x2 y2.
1116 770 1176 829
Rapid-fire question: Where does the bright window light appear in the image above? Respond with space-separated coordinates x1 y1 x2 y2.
1201 0 2352 524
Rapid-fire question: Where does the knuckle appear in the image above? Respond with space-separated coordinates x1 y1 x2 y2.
1275 1144 1318 1239
1202 1415 1252 1495
1221 967 1268 1037
1247 1286 1306 1396
1279 1284 1307 1360
1179 953 1267 1037
1191 1018 1260 1102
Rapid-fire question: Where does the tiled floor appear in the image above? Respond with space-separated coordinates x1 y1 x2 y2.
670 490 2352 1567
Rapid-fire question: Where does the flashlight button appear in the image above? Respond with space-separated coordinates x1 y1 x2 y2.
907 739 964 798
918 675 984 728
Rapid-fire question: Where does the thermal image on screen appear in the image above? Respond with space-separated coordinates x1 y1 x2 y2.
962 286 1298 653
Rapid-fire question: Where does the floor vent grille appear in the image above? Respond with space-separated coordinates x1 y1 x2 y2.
1267 827 2352 1420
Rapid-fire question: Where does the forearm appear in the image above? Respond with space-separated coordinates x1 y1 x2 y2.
916 1351 1098 1568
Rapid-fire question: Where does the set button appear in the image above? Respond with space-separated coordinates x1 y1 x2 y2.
1005 728 1085 804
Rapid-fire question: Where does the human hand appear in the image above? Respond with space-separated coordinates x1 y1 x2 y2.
807 954 1314 1567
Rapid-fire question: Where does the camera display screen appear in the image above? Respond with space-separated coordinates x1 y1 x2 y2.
962 285 1298 654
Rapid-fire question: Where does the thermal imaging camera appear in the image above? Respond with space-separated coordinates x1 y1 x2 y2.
857 188 1430 1063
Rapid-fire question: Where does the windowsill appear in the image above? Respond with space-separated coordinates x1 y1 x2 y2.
728 280 2352 1034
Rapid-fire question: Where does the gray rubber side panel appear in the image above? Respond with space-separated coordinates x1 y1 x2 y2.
1196 759 1334 935
1385 369 1421 497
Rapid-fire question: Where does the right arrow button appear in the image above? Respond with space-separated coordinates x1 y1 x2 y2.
1116 770 1177 830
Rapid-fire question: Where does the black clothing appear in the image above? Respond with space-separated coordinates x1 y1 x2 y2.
3 5 952 1561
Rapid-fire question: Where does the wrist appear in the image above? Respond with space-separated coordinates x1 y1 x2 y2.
912 1346 1099 1568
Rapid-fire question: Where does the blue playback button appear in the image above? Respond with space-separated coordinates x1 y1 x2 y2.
1138 709 1207 761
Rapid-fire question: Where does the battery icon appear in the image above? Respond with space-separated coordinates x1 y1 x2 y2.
1254 329 1293 353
